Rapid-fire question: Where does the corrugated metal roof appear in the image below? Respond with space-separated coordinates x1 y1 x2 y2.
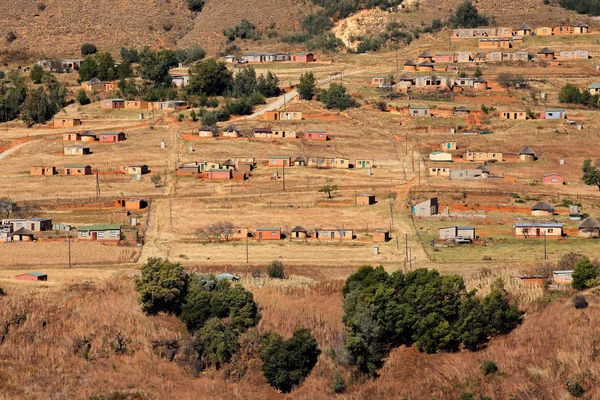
256 227 281 231
78 224 121 231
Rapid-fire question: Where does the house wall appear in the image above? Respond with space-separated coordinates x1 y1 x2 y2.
257 230 281 240
356 195 375 205
78 229 121 241
30 167 56 176
410 108 430 117
463 152 503 162
543 175 564 184
457 228 476 239
373 231 390 242
268 158 291 167
429 167 451 177
450 169 484 180
439 227 457 240
501 111 527 120
355 159 374 169
317 230 353 241
515 226 562 237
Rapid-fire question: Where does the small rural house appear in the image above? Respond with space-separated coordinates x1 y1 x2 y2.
478 38 511 49
403 59 417 71
417 51 434 63
519 146 536 161
516 23 532 36
409 106 430 117
100 99 125 109
429 151 452 162
450 169 485 180
267 155 291 167
413 198 439 217
64 146 90 156
253 127 273 138
270 129 297 140
541 109 565 119
553 270 573 285
438 226 476 240
64 164 92 176
441 141 457 151
537 48 555 60
474 52 486 62
290 226 308 239
171 75 190 88
356 194 376 205
531 201 555 216
12 227 35 242
315 228 353 241
535 26 552 36
373 229 390 242
501 111 527 120
199 126 218 137
517 275 547 287
307 157 350 169
417 60 435 72
279 111 303 120
414 75 452 89
451 28 497 38
355 159 374 169
588 83 600 95
222 125 240 137
454 77 474 88
256 227 281 240
99 131 126 143
115 198 147 210
573 22 589 34
371 76 392 88
80 132 97 142
463 151 503 163
78 224 121 241
63 133 81 141
454 105 470 116
104 81 118 91
54 118 82 128
25 218 52 232
304 130 328 141
263 112 279 121
81 77 104 91
30 166 56 176
542 173 563 185
428 167 450 177
158 100 188 111
124 100 148 109
291 52 315 62
434 53 456 63
120 165 149 175
456 52 473 63
16 272 47 281
559 50 589 59
514 222 562 238
0 224 11 243
473 78 488 90
578 217 600 238
207 169 232 180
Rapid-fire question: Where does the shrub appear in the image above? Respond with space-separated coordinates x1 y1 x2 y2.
267 260 285 279
6 31 17 43
37 2 46 11
163 23 173 32
302 11 333 36
332 371 346 393
134 258 189 315
189 109 197 122
223 19 261 41
572 256 598 290
186 0 205 12
317 83 356 110
572 294 589 309
80 43 98 56
376 101 388 111
186 43 206 63
558 0 600 15
450 1 489 28
481 360 498 375
566 380 585 397
77 89 91 105
30 64 45 84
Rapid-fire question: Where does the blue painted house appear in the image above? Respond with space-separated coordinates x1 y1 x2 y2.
541 109 565 119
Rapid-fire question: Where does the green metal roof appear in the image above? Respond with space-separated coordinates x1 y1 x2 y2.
78 224 121 231
65 164 90 168
268 155 290 159
28 272 47 277
209 168 231 172
100 131 124 135
305 130 327 133
256 227 281 231
410 106 430 109
588 82 600 89
545 109 565 112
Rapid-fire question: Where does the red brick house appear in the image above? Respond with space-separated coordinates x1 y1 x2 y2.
207 168 232 180
16 272 48 281
99 131 126 143
304 130 328 141
64 164 92 176
542 173 563 185
256 227 281 240
291 52 315 62
268 156 291 167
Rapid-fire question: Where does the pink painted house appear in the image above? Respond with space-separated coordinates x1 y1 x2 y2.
304 130 328 141
542 173 563 185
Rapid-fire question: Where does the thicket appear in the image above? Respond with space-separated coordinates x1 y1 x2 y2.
558 0 600 15
342 266 522 376
558 83 600 108
223 19 261 41
317 83 357 110
450 1 489 28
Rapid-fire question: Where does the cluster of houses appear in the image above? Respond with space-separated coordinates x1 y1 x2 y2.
197 125 328 141
265 155 374 170
225 52 315 63
451 22 590 39
37 58 84 72
31 163 148 177
177 158 255 181
392 74 488 92
99 98 188 111
63 131 126 143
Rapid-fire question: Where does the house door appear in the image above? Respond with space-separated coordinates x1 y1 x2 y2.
259 232 263 240
30 223 34 230
331 232 335 240
92 232 97 240
513 113 518 119
536 228 541 237
361 161 366 168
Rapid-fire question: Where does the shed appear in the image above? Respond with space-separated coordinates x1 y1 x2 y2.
304 130 327 141
12 227 35 242
290 226 308 239
413 198 439 217
256 227 281 240
542 173 563 185
541 109 565 119
518 146 536 161
30 166 56 176
356 194 376 205
373 230 390 242
16 272 47 281
553 270 573 285
517 275 547 287
454 105 470 116
64 164 92 176
409 106 430 117
267 156 291 167
578 217 600 238
429 151 452 162
99 131 126 143
100 99 125 109
531 201 555 216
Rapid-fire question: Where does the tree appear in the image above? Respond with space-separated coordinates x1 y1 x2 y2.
190 109 198 122
134 258 189 315
450 1 489 28
318 178 338 198
267 261 285 279
78 56 99 82
558 83 583 104
192 318 239 370
0 198 18 218
302 11 333 36
120 47 140 63
572 256 598 290
297 72 316 100
474 68 482 78
187 0 205 12
257 71 280 97
80 43 98 56
205 220 236 241
260 329 321 393
139 48 177 85
151 173 163 187
187 59 233 96
232 66 257 97
187 43 206 63
30 64 45 84
582 159 600 190
317 83 354 110
20 87 53 127
77 89 91 105
95 52 117 81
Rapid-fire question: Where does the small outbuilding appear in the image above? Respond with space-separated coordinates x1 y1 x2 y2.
256 227 282 240
12 227 35 242
356 194 376 205
578 217 600 238
16 272 47 281
290 226 308 239
99 131 126 143
542 173 563 185
373 230 390 242
531 201 555 216
518 146 536 161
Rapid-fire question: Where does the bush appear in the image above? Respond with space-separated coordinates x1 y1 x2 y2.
77 89 91 105
267 260 285 279
317 83 356 111
80 43 97 56
186 0 205 12
37 2 46 11
558 0 600 15
332 371 346 393
572 294 589 309
186 43 206 63
481 360 498 375
566 380 585 397
30 64 45 84
6 31 17 43
223 19 261 41
572 256 598 290
302 11 333 36
163 23 173 32
134 258 189 315
450 1 489 28
297 72 316 100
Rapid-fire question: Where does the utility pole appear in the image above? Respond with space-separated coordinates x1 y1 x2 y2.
282 163 286 191
246 231 249 264
95 169 100 199
544 232 547 260
417 140 421 186
67 228 72 268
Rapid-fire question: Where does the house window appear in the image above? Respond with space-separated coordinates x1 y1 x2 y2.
270 232 276 237
80 231 88 237
548 229 553 233
322 232 328 237
109 231 118 237
552 178 558 182
98 232 105 238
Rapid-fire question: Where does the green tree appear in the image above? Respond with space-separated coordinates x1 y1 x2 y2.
20 87 53 127
187 43 206 63
450 1 489 28
317 83 354 110
77 89 91 105
297 72 316 100
260 329 321 393
318 178 338 198
95 52 117 81
134 258 189 315
267 260 285 279
78 56 99 82
187 0 205 12
192 318 239 370
302 11 333 36
80 43 98 56
582 159 600 190
572 256 598 290
257 71 280 97
190 109 198 122
120 47 140 63
187 58 233 96
558 83 583 104
30 64 45 84
232 66 257 97
139 48 177 85
0 197 18 218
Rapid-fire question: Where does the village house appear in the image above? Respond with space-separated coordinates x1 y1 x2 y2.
355 159 374 169
531 201 555 216
124 100 148 109
12 227 35 242
573 22 590 34
438 226 476 241
99 131 126 143
271 129 297 139
291 52 315 62
578 217 600 238
115 198 147 210
279 111 303 120
553 270 573 285
373 229 390 242
120 165 149 175
371 76 392 88
413 198 439 217
417 51 434 63
207 169 232 180
171 75 190 88
222 125 240 137
256 227 281 240
588 82 600 95
417 60 435 72
78 224 121 242
225 55 237 63
434 53 456 63
307 157 350 169
0 225 12 243
158 100 188 111
80 132 97 142
414 75 452 90
315 228 353 241
504 51 529 62
63 146 90 156
517 275 548 287
409 106 430 117
304 130 327 141
100 99 125 109
558 50 589 60
553 25 574 35
16 272 47 281
474 78 488 90
519 146 536 161
514 222 562 238
63 133 81 141
3 218 52 232
30 166 56 176
263 111 279 121
54 118 81 128
501 111 527 120
81 77 104 91
479 38 511 49
456 52 473 63
403 59 417 72
268 155 291 167
515 23 532 36
454 105 470 116
451 28 497 38
535 26 552 36
474 52 487 62
224 228 248 240
454 77 475 89
356 194 376 205
441 141 457 151
429 167 451 177
199 126 218 137
537 48 555 60
540 109 565 119
429 151 452 162
542 173 564 185
449 169 486 180
290 226 308 239
176 162 202 176
487 52 503 62
463 151 503 163
63 164 92 176
253 127 272 138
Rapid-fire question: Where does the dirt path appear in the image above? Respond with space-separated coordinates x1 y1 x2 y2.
0 139 39 161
